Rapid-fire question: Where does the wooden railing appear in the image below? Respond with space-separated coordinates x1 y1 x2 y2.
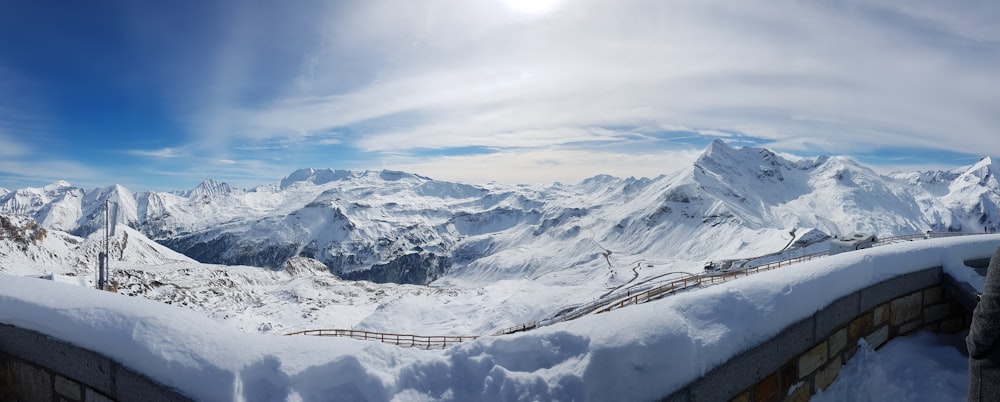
595 232 983 314
491 322 537 336
284 329 477 349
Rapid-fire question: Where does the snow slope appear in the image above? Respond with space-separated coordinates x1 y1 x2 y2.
0 212 194 286
1 235 995 401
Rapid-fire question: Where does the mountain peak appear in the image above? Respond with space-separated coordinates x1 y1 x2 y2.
43 180 73 192
190 179 236 198
694 140 789 172
279 168 353 189
378 169 429 182
956 156 999 185
699 139 734 158
975 156 996 171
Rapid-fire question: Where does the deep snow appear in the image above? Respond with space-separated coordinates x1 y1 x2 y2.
0 235 996 401
814 332 969 402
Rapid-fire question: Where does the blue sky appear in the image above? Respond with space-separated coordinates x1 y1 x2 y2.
1 0 998 192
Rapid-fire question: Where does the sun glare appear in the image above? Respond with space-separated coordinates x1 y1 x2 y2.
500 0 562 15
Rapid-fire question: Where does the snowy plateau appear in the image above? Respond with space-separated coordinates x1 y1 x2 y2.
1 140 1000 401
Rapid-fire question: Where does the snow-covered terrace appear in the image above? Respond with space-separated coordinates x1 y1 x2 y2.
1 235 998 401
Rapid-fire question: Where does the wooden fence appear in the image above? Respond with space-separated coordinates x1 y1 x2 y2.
284 328 477 349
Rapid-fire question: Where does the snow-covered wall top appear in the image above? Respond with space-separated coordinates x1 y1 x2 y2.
1 235 996 401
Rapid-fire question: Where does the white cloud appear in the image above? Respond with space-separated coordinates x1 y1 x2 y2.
0 159 104 188
382 148 703 185
179 0 999 181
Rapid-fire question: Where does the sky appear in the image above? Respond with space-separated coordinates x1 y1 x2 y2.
0 0 998 192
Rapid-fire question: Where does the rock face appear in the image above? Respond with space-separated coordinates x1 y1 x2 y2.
1 143 999 285
340 253 451 284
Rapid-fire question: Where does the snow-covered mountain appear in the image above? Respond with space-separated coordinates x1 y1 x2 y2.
892 156 1000 233
2 141 998 289
0 212 193 280
0 212 552 335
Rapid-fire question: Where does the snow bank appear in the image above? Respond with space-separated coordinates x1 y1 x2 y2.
0 235 997 401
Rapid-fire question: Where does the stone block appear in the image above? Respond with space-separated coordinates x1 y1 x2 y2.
829 328 847 357
859 268 940 312
924 303 951 324
867 325 890 350
730 391 750 402
753 372 779 402
899 320 921 336
873 304 889 326
923 287 943 305
55 374 82 400
688 318 814 402
0 325 115 395
942 274 979 313
815 293 860 338
798 342 828 378
784 382 811 402
890 292 923 326
848 314 873 343
8 360 52 401
815 356 843 391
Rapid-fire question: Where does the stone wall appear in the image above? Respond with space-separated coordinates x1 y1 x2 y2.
663 266 973 402
0 324 191 402
734 283 968 402
1 354 115 402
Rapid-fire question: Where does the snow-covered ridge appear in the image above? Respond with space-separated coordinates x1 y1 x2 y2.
1 142 998 288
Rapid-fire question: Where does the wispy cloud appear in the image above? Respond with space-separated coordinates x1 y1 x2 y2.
0 133 29 157
126 147 187 159
175 0 998 174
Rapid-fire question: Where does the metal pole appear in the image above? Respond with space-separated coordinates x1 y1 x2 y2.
104 200 110 289
98 252 105 290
